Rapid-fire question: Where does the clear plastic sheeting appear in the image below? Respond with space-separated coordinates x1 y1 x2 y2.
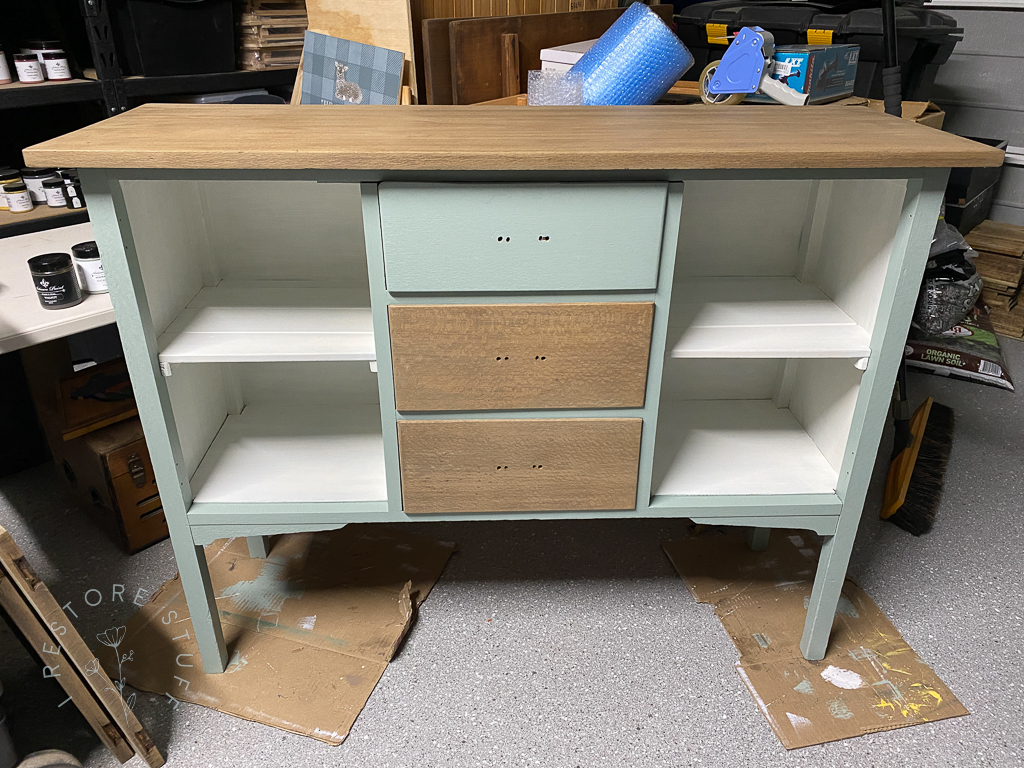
526 70 584 106
914 216 983 335
569 2 694 106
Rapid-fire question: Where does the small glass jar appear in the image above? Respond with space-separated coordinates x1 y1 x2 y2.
42 51 71 81
28 252 84 309
3 182 33 213
43 178 67 208
0 169 23 211
0 49 11 85
21 168 58 202
13 53 44 83
72 241 107 293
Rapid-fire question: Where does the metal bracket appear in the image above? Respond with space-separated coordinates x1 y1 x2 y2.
159 361 173 377
80 0 128 115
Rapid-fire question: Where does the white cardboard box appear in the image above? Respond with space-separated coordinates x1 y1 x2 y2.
539 39 596 72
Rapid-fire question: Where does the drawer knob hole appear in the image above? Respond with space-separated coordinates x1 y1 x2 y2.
532 464 543 469
496 356 509 361
538 235 550 241
534 356 546 360
496 465 509 470
496 236 511 243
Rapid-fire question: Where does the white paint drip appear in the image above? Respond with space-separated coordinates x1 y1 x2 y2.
225 651 248 674
786 712 813 729
820 665 865 690
793 679 814 695
828 698 855 719
299 615 318 631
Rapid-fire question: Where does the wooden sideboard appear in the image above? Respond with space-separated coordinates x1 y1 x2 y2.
27 104 1003 673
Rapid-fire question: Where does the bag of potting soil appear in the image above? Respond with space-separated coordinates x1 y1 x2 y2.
906 301 1014 390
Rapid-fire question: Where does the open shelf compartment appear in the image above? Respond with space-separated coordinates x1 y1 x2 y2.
157 281 374 364
124 179 372 365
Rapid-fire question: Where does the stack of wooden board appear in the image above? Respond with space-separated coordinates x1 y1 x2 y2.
966 219 1024 338
0 526 164 766
239 0 308 71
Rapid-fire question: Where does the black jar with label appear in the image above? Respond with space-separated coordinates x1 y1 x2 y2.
28 252 84 309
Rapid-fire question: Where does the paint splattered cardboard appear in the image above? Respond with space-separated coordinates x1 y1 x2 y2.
96 525 456 745
663 529 968 749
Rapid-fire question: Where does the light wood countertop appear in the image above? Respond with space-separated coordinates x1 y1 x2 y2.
24 103 1003 171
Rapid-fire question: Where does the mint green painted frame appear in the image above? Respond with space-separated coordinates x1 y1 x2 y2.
80 166 948 673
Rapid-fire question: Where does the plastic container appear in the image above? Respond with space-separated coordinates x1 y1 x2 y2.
946 137 1008 205
21 168 59 202
43 178 67 208
0 49 11 84
674 0 961 101
13 53 44 83
111 0 235 77
0 169 22 211
4 182 34 213
28 253 84 309
72 241 107 293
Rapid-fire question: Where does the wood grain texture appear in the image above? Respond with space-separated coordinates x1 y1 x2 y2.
26 103 1005 170
964 219 1024 258
397 418 642 512
389 303 653 411
501 32 520 98
0 574 135 764
305 0 418 97
449 6 672 104
0 527 165 766
422 17 455 104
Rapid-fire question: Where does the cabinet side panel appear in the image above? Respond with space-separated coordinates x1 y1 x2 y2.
788 358 863 475
199 181 368 286
675 180 813 278
166 363 228 479
660 358 781 402
235 361 381 406
814 178 908 335
120 180 206 336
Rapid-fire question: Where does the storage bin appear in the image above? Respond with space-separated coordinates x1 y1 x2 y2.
946 137 1008 206
111 0 235 77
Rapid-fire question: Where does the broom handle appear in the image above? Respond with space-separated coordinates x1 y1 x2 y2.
891 355 912 459
882 0 902 117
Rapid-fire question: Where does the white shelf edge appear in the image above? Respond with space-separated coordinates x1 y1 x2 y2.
668 276 872 359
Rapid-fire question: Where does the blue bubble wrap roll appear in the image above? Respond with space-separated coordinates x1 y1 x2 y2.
569 2 694 106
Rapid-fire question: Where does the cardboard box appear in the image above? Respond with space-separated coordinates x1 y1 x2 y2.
771 44 859 103
539 39 595 72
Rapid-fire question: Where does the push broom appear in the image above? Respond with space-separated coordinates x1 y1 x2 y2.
877 0 955 535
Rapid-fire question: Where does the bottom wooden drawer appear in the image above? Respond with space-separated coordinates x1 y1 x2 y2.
397 418 642 514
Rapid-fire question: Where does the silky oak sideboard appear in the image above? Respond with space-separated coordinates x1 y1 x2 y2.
27 104 1003 673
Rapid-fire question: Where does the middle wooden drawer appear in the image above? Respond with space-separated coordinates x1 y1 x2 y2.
388 302 654 412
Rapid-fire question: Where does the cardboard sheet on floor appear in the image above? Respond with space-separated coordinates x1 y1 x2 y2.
98 525 456 745
663 529 968 749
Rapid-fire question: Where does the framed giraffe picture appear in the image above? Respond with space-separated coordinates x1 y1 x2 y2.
300 31 405 105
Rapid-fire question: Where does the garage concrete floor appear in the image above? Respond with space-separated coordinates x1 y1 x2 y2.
1 340 1021 768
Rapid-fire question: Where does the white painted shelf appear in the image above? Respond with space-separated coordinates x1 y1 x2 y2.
652 400 839 496
157 281 375 364
190 403 387 504
668 276 871 358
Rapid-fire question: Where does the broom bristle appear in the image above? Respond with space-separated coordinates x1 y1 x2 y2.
886 403 954 536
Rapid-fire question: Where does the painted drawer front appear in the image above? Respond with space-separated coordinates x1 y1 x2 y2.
397 418 642 513
377 182 668 292
389 302 654 411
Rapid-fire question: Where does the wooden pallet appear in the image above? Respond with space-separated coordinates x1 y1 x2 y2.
0 526 164 767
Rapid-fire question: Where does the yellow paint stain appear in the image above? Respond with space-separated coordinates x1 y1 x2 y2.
874 684 942 719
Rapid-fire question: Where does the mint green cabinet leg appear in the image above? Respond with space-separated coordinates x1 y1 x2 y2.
747 527 771 551
247 536 271 559
81 170 229 674
799 534 851 660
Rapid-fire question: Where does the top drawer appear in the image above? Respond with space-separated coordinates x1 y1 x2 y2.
377 182 668 293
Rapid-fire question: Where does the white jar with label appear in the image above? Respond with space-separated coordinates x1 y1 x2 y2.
13 54 44 83
21 168 59 202
42 178 67 207
3 183 34 213
72 241 107 293
0 49 11 84
41 51 71 81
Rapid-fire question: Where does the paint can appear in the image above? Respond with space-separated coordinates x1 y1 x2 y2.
42 51 71 81
21 168 59 202
43 178 67 207
13 53 44 83
72 241 107 293
28 252 84 309
3 182 34 213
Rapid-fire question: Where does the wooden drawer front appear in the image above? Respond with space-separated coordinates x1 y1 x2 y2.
389 302 654 411
397 418 642 514
378 182 667 292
